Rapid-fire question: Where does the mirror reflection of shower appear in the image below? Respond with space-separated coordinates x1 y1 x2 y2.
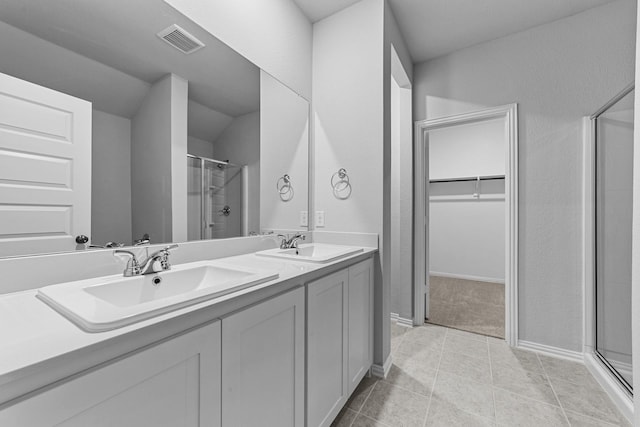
593 85 634 394
187 155 247 240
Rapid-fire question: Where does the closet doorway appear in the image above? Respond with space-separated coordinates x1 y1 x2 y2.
413 105 518 345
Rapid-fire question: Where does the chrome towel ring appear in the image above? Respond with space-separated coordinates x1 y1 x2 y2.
277 174 294 201
331 168 352 199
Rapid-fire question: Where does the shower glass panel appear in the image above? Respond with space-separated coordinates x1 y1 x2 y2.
595 86 634 392
187 156 244 240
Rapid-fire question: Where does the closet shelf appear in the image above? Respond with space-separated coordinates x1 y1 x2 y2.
429 174 505 183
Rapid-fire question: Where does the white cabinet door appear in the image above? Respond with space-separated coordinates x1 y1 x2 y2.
307 269 349 427
222 287 305 427
348 259 374 394
0 72 91 257
0 321 221 427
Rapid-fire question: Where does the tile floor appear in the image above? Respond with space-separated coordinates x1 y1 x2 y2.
331 322 630 427
428 276 504 338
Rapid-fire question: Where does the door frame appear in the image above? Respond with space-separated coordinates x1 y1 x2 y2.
413 104 519 346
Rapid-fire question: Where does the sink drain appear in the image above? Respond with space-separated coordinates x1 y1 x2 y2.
152 275 162 286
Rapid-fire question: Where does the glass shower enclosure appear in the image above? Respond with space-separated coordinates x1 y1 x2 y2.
593 84 634 394
187 155 245 241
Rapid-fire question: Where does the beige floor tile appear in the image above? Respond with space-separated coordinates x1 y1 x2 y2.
443 334 489 360
332 407 359 427
393 346 442 372
347 376 378 411
539 355 600 388
351 414 392 427
431 371 495 419
564 410 629 427
395 329 445 361
390 321 409 339
383 359 437 397
439 350 492 384
550 377 628 425
360 381 430 427
494 388 568 426
425 396 495 427
448 328 489 342
492 365 559 405
488 343 544 374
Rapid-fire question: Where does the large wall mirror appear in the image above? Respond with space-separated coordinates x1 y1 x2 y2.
0 0 309 257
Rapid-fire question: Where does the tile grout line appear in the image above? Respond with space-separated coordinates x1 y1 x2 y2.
536 353 572 426
487 338 498 426
421 326 449 427
348 378 378 427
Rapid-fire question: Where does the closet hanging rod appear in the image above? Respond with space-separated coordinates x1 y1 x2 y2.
429 174 505 183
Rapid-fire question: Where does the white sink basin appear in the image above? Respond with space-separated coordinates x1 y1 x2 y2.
38 261 278 332
256 243 363 263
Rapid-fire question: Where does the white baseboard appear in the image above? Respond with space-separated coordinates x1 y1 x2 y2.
371 354 393 379
390 312 413 328
584 353 633 424
429 271 505 284
517 340 583 362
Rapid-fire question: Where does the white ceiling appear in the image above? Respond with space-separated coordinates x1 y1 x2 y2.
0 0 260 118
294 0 619 63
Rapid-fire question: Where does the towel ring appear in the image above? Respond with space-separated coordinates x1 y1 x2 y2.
331 168 352 199
277 174 294 201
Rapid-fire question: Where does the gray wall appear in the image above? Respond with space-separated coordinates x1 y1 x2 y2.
131 74 188 245
213 111 260 235
91 110 132 246
413 0 636 352
260 71 309 232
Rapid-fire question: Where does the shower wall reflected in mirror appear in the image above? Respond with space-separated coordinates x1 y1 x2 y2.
187 156 246 241
594 85 634 393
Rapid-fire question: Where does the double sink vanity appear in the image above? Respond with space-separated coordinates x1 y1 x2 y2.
0 239 376 426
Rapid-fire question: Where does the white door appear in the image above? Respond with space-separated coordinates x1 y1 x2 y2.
0 72 91 256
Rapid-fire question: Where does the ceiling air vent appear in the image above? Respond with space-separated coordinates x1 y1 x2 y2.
157 24 204 54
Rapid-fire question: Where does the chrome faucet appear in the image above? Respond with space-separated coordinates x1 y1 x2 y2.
114 244 178 277
278 233 305 249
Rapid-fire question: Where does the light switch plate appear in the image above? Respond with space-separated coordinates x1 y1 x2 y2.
299 211 308 227
315 211 325 227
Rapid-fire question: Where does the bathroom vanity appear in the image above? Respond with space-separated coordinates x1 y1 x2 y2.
0 245 375 427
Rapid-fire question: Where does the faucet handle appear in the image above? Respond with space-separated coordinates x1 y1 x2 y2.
277 234 290 249
114 249 141 276
158 244 178 270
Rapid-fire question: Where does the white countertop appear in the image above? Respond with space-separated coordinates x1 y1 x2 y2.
0 247 376 404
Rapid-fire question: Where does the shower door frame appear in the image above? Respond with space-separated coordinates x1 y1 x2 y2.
582 83 634 420
187 154 245 240
413 103 519 346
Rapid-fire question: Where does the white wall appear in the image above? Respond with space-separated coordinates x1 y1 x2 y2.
430 196 505 282
313 0 386 366
91 110 132 246
187 135 214 159
131 74 188 245
414 0 636 352
260 71 309 232
428 120 506 283
170 75 189 243
213 111 261 235
164 0 312 99
313 0 384 234
429 119 505 179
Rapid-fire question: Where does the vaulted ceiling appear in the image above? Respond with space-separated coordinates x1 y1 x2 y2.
292 0 620 62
